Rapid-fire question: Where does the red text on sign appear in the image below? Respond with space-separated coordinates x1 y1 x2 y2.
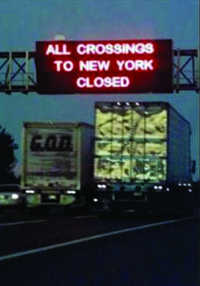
46 44 71 55
76 76 130 88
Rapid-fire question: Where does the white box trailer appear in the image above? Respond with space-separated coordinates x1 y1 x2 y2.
21 122 94 207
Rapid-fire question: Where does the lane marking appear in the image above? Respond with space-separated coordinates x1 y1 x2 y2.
0 216 195 262
0 219 47 226
74 215 97 219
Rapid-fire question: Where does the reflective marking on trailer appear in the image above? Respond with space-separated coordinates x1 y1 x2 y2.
0 219 47 226
0 216 194 262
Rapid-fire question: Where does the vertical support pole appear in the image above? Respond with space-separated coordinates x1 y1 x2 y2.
5 52 12 93
8 52 12 91
198 0 200 180
197 1 200 285
194 0 200 216
175 49 180 93
25 51 29 92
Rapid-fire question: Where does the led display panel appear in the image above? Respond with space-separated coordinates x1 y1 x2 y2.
35 39 173 94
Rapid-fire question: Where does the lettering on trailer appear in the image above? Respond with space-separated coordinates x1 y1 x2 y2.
35 39 173 94
30 134 73 152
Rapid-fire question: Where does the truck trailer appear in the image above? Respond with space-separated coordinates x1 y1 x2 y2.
91 101 193 213
21 122 94 208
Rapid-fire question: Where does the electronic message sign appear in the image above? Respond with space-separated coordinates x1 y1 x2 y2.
35 39 173 94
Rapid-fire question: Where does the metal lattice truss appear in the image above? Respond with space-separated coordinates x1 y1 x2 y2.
0 52 36 94
0 50 198 94
173 49 198 92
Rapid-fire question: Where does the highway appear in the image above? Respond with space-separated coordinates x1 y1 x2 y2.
0 209 197 285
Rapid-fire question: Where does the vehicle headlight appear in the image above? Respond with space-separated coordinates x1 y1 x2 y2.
66 190 76 194
11 193 19 200
25 190 35 194
97 184 107 189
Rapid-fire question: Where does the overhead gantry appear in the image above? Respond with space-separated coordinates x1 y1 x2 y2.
0 49 198 94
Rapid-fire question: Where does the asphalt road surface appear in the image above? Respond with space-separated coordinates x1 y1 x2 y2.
0 211 198 286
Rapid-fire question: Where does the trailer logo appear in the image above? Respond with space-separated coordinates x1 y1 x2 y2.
30 134 73 152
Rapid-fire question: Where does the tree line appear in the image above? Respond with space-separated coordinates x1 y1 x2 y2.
0 125 18 184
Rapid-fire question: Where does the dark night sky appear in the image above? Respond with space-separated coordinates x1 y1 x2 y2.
0 0 198 179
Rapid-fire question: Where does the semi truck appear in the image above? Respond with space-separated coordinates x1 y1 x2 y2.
21 122 94 208
91 101 194 213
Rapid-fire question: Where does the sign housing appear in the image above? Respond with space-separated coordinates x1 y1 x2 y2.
35 39 173 94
